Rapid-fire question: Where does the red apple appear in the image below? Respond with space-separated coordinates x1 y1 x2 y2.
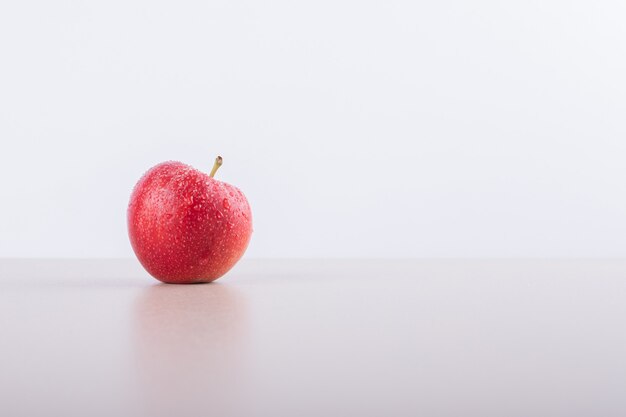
128 156 252 284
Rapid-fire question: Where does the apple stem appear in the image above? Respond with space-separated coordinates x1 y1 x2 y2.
209 156 223 178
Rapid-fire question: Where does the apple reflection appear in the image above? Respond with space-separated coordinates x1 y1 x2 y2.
133 283 249 417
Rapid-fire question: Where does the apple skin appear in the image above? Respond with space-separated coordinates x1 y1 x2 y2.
127 161 252 284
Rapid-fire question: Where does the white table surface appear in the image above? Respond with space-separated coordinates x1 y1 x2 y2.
1 259 625 417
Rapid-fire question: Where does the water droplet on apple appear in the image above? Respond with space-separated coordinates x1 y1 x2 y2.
222 198 230 210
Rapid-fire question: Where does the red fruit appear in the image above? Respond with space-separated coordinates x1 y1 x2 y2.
128 157 252 284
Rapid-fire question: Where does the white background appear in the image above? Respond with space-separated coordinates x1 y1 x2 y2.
1 0 626 258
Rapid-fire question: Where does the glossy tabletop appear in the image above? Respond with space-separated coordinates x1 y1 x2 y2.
1 259 625 416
